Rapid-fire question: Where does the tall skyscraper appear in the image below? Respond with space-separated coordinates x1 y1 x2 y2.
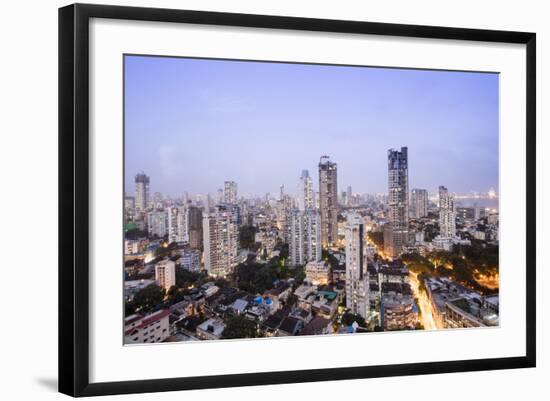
439 186 456 238
168 206 188 244
287 208 321 267
134 173 150 212
346 186 352 206
318 156 338 247
345 213 369 318
410 188 428 219
202 204 239 277
385 147 409 259
297 169 314 211
279 185 285 201
224 181 238 204
187 205 203 249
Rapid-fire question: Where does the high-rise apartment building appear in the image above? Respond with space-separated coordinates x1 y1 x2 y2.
318 156 338 247
345 213 369 318
410 188 428 219
147 209 168 238
168 206 188 244
202 204 239 277
287 208 321 266
439 185 456 238
298 169 314 211
224 181 238 204
155 259 176 290
385 147 409 259
135 173 150 212
188 205 203 249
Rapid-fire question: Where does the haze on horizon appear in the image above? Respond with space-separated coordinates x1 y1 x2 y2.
124 55 499 198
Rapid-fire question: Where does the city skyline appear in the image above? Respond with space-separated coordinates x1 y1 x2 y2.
124 55 499 197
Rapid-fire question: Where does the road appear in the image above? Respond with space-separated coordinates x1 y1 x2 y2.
409 272 438 330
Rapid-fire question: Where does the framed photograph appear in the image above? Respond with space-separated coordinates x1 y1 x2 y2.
59 3 536 397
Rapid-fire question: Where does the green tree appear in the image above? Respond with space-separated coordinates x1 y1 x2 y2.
222 315 258 339
132 284 164 313
341 312 366 327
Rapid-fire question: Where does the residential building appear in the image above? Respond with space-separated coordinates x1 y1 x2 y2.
224 181 238 204
287 208 321 266
155 259 176 290
298 169 315 210
410 188 428 219
202 204 239 277
318 156 338 247
439 185 456 238
168 206 188 244
345 213 369 318
147 209 168 237
305 260 330 285
124 309 171 344
180 249 200 272
187 205 203 249
196 318 226 340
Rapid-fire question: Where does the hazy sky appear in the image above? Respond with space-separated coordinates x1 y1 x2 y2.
124 55 499 198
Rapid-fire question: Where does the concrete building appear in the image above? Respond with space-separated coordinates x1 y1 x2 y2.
168 206 188 244
124 309 171 344
187 205 203 249
345 213 369 318
180 249 201 272
287 208 322 266
318 156 338 247
134 173 150 212
202 204 239 277
196 318 226 340
305 260 330 285
385 147 409 259
224 181 238 204
410 188 428 219
439 185 456 238
297 169 315 211
155 259 176 290
147 209 168 238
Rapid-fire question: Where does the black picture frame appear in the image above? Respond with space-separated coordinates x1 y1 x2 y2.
59 3 536 397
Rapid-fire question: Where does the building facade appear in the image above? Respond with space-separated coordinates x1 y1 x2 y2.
224 181 238 204
318 156 338 247
345 213 369 318
385 147 409 259
134 173 150 212
298 169 315 211
305 260 330 285
155 259 176 290
287 208 322 266
439 185 456 238
124 309 171 344
147 209 168 238
202 204 239 277
187 205 203 249
410 188 428 219
168 206 189 244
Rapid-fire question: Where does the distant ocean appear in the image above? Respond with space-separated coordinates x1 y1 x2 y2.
455 197 499 211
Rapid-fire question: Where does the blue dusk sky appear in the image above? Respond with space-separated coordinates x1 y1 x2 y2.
124 55 499 198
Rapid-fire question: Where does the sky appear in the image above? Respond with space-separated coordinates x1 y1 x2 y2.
124 55 499 198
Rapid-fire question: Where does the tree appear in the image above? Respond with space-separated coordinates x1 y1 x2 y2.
239 225 258 250
131 284 164 313
341 312 366 327
285 294 298 308
222 315 258 339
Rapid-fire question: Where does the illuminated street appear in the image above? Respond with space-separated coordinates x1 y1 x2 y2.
409 272 438 330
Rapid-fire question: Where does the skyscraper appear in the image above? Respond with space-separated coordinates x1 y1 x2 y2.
168 206 189 244
346 186 352 206
224 181 238 204
187 205 203 249
147 209 168 238
410 188 428 219
345 213 369 318
385 147 409 259
134 173 150 212
318 156 338 247
297 169 314 211
202 204 239 277
439 186 456 238
287 208 321 267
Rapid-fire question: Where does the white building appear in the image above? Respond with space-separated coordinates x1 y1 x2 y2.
203 204 239 277
287 208 321 266
155 259 176 290
180 249 200 272
297 169 315 211
305 260 330 285
439 185 456 238
147 210 168 237
168 206 189 244
124 309 171 344
124 239 140 255
345 213 369 318
196 318 226 340
224 181 238 204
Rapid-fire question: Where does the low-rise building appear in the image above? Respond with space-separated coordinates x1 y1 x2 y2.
179 249 201 272
305 260 330 285
196 318 226 340
124 309 171 344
